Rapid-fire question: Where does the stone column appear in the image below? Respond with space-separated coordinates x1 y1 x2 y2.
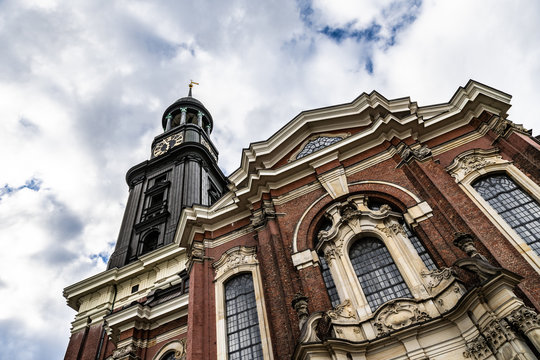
507 306 540 354
165 113 172 131
197 111 203 127
180 107 187 124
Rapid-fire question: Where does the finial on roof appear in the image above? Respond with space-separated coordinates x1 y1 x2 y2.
188 80 199 97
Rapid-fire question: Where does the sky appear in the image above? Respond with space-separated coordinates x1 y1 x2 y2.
0 0 539 359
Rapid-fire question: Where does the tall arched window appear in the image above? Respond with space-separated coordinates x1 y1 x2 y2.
349 237 411 311
318 252 341 307
401 222 437 270
224 273 263 360
472 174 540 255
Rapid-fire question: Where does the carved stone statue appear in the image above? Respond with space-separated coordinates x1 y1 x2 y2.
292 293 309 329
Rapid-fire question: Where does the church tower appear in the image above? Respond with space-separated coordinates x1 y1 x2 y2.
107 83 227 269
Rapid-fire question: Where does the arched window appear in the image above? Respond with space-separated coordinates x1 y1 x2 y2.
349 237 411 311
401 222 437 270
318 252 341 307
141 231 159 254
159 351 176 360
472 174 540 255
224 273 263 360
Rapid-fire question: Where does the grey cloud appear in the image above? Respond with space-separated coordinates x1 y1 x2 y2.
40 195 84 240
33 245 78 266
0 318 66 360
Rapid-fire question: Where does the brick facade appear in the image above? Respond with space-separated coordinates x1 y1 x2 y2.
64 81 540 360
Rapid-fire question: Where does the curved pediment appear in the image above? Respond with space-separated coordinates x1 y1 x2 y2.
229 80 511 189
175 80 512 248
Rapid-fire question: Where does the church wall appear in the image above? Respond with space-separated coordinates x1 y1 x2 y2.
65 82 540 360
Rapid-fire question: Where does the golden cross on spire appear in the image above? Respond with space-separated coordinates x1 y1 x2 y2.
188 80 199 97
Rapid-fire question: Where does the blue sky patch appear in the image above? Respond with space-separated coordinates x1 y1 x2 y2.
90 252 110 264
365 57 374 74
320 22 381 43
0 177 42 199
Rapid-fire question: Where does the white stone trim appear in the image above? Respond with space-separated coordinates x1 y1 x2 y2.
105 293 189 343
64 245 187 310
203 225 254 249
447 148 540 273
404 201 433 227
213 246 274 360
291 249 319 270
315 164 350 200
347 180 423 203
116 325 187 350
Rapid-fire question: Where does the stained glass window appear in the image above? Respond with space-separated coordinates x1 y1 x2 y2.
402 222 437 270
296 136 343 159
349 237 411 311
319 253 341 307
225 273 263 360
472 174 540 255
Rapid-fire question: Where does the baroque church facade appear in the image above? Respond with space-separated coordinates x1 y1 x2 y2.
64 80 540 360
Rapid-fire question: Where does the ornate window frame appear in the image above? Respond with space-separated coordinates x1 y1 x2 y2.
446 148 540 272
213 246 273 360
316 195 432 319
152 339 187 360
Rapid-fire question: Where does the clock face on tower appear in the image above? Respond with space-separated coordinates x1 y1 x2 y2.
153 133 184 157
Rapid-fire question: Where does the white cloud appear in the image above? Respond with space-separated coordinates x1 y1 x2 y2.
0 0 538 359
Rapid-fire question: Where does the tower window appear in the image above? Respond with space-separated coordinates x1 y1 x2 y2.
473 174 540 255
225 273 263 360
150 192 164 207
349 237 411 311
141 231 159 254
154 174 167 184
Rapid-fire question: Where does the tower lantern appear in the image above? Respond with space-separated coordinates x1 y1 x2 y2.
106 83 227 268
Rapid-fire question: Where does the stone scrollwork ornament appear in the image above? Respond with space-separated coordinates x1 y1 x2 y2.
493 116 530 137
463 335 493 359
399 144 432 163
327 299 357 321
174 338 187 360
506 306 540 334
445 148 505 183
388 222 406 237
106 343 137 360
459 155 494 178
373 300 430 336
483 319 515 351
323 246 337 266
213 246 258 279
421 267 455 289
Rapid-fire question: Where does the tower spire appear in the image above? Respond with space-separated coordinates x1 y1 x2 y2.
188 80 199 97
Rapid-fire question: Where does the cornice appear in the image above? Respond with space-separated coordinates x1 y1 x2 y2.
63 244 186 310
174 81 515 249
229 80 511 188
